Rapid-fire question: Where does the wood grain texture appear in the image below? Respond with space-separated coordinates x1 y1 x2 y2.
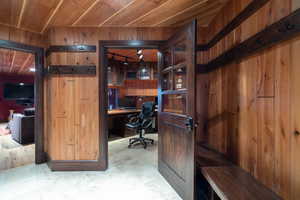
196 0 297 199
45 27 174 164
202 166 282 200
0 24 45 47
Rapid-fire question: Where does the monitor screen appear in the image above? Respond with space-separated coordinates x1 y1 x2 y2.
3 83 34 100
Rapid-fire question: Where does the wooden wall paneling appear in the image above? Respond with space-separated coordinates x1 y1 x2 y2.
256 98 275 189
291 35 300 200
272 42 292 199
0 24 45 47
48 75 76 160
75 75 99 160
196 0 297 199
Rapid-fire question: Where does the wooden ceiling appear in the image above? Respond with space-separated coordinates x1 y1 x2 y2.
108 49 158 62
0 48 35 75
0 0 228 34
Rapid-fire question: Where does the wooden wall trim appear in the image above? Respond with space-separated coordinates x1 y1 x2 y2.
0 39 46 164
47 65 96 75
197 8 300 73
46 45 97 56
197 0 270 51
46 154 105 171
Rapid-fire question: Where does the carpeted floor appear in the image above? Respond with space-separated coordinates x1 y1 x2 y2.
0 134 181 200
0 124 35 171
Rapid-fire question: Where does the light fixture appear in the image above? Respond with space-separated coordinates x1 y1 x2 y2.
19 83 24 86
29 68 35 72
137 49 143 55
137 61 150 80
124 57 129 65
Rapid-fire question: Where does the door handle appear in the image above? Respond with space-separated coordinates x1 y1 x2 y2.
185 117 194 131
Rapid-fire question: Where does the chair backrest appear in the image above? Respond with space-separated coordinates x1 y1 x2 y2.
141 102 155 119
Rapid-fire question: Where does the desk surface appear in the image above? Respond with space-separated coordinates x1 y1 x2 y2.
108 109 141 116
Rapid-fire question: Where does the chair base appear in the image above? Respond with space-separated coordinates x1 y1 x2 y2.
128 136 154 149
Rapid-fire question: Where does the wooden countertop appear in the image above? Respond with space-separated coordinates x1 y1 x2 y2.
107 109 141 116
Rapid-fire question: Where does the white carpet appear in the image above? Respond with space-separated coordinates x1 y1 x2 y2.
0 135 182 200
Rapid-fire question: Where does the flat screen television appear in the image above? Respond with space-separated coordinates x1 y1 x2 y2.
3 83 34 100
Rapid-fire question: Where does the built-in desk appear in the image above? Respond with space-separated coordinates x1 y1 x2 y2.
107 109 141 138
108 109 141 116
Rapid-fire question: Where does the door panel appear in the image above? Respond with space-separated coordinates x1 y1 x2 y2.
158 20 197 200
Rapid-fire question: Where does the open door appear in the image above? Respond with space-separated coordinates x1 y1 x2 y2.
158 20 197 200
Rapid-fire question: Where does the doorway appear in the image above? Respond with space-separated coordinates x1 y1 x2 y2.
99 20 197 200
0 40 45 166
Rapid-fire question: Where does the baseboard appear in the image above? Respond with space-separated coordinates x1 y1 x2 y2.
47 154 107 171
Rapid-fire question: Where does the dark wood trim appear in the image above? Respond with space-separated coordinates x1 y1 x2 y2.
46 45 96 56
99 40 163 171
47 65 96 75
197 0 270 51
0 39 46 164
46 154 105 171
198 8 300 73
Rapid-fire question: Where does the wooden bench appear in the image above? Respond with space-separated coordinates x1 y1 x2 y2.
201 166 282 200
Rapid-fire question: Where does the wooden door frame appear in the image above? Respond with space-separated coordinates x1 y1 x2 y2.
99 40 164 170
0 39 46 164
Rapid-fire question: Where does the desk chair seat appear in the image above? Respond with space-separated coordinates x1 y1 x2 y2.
126 102 155 149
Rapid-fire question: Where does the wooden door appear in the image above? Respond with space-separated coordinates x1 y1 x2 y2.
158 20 197 200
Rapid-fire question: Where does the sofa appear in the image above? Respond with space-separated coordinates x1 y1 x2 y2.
9 108 35 144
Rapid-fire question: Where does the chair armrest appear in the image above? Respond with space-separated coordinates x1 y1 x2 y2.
141 118 153 129
127 113 139 123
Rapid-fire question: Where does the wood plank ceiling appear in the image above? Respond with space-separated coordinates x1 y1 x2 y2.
108 49 158 62
0 48 35 75
0 0 228 34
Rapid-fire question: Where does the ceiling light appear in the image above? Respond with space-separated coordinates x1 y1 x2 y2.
124 57 129 65
29 68 36 72
137 49 143 55
19 83 24 86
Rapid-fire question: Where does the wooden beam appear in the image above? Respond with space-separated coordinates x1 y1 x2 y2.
47 65 96 75
197 8 300 73
17 0 27 28
197 0 270 51
41 0 64 34
9 51 16 72
18 54 32 74
46 45 96 56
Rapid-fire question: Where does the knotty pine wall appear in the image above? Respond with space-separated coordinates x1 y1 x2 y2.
0 24 45 47
45 27 174 161
196 0 300 199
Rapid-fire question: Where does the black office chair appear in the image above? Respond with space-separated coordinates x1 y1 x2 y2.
126 102 156 149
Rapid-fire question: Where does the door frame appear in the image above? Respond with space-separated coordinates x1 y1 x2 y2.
0 39 46 164
98 40 164 170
